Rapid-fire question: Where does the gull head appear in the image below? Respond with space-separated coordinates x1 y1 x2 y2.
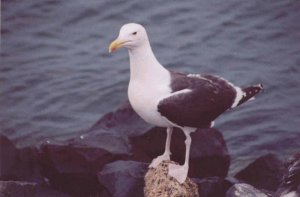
109 23 149 53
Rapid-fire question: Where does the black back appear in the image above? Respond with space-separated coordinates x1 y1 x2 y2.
157 71 236 127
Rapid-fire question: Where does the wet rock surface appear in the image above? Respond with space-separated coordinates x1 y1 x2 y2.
0 181 37 197
226 183 270 197
98 160 148 197
144 160 199 197
274 152 300 197
39 142 128 196
194 177 233 197
188 128 230 178
0 135 43 183
0 135 19 180
235 153 285 191
87 101 152 138
36 102 148 196
0 181 71 197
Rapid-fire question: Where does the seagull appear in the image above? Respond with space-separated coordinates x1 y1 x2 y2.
108 23 263 183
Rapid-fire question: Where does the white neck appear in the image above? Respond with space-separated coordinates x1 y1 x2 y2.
128 41 168 82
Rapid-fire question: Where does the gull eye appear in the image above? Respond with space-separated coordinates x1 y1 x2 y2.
132 32 137 35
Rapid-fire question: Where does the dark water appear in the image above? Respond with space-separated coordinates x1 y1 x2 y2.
1 0 300 173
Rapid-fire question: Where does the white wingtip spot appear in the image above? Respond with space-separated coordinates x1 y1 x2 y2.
249 97 255 101
256 84 263 89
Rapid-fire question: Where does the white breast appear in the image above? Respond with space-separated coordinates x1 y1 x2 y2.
128 75 173 127
126 39 175 127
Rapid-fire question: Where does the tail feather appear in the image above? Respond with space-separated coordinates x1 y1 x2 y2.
237 84 263 106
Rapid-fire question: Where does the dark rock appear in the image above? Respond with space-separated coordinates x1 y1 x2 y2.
64 102 146 159
15 147 43 183
0 135 43 183
131 127 230 178
193 177 233 197
0 181 36 197
38 101 150 196
70 131 131 155
226 183 270 197
189 128 230 178
130 127 166 162
235 153 284 191
40 142 128 196
72 101 153 162
274 152 300 197
98 160 148 197
0 181 71 197
0 135 19 180
35 185 72 197
87 100 152 138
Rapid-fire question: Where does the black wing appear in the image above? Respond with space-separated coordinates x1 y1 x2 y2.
157 71 236 128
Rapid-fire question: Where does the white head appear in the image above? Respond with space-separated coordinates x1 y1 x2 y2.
109 23 149 53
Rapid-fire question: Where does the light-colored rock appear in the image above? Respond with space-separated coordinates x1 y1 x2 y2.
144 161 199 197
226 183 269 197
0 181 71 197
0 181 36 197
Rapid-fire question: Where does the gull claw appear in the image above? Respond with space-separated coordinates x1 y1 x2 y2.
168 163 188 184
149 154 170 168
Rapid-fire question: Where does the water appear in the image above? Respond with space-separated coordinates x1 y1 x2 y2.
1 0 300 173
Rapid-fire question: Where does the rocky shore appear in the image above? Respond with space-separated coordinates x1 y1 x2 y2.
1 101 299 197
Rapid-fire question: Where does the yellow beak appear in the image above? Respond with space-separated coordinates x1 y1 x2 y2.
108 39 124 53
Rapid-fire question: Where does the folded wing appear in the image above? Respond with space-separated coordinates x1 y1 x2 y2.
157 72 236 128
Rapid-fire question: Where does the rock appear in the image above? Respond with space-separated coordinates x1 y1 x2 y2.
235 153 284 191
37 101 151 196
130 127 166 162
274 152 300 197
65 102 147 158
144 160 199 197
71 100 153 160
0 135 19 180
98 160 148 197
0 101 231 196
15 147 43 183
37 103 142 196
87 100 152 138
193 177 233 197
188 128 230 178
226 183 270 197
40 142 128 196
131 127 230 178
0 135 43 183
70 131 131 155
0 181 36 197
35 186 72 197
0 181 71 197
